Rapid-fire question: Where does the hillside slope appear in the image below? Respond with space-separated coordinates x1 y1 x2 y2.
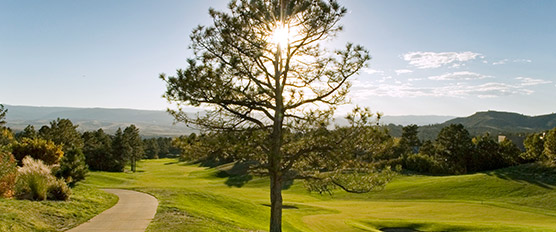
414 110 556 141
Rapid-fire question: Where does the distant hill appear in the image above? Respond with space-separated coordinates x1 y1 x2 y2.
380 115 455 126
5 105 552 142
412 111 556 147
3 105 197 137
334 115 455 127
444 111 556 131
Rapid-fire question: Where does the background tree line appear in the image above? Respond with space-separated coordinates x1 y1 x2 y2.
174 121 556 179
399 123 556 175
0 106 183 185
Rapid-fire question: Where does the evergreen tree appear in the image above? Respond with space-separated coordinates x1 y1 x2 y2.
522 132 545 162
38 118 84 151
159 1 389 230
123 125 143 172
111 128 127 172
55 147 88 186
143 138 160 159
16 125 38 140
83 129 120 171
399 124 421 154
435 124 473 174
543 128 556 163
0 104 7 127
0 105 13 148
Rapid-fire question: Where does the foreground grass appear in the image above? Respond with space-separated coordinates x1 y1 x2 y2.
84 159 556 231
0 184 117 232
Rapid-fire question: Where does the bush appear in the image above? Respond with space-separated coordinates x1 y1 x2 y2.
0 150 17 198
11 138 64 165
55 147 88 187
47 178 71 201
0 127 15 147
14 157 54 201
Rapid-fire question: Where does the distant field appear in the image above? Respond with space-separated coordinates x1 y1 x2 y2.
84 159 556 231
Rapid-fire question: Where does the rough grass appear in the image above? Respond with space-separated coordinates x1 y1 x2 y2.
0 184 117 232
83 159 556 231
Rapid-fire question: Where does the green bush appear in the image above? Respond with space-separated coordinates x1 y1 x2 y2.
0 127 15 147
0 150 17 198
11 138 64 165
55 147 88 187
14 157 54 201
47 178 71 201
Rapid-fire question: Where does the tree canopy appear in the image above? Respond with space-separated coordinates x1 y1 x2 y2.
38 118 84 151
160 0 391 231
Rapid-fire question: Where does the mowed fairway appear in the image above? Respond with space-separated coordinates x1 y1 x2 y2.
83 159 556 231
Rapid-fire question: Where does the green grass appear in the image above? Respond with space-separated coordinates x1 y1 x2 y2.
0 184 117 232
82 159 556 231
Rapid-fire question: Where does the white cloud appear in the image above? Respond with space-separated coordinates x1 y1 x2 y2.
516 77 552 86
363 68 384 75
513 59 532 63
395 69 413 75
492 58 532 65
492 59 508 65
376 76 392 83
351 81 534 99
402 51 481 69
428 71 492 81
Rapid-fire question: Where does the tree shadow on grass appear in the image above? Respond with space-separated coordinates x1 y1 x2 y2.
216 161 255 187
486 163 556 189
214 160 294 189
380 228 420 232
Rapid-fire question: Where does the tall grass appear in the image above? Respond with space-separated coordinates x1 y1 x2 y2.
14 156 71 201
14 157 54 200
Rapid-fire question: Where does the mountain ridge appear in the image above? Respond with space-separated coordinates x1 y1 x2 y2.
3 104 195 137
411 110 556 144
3 105 555 139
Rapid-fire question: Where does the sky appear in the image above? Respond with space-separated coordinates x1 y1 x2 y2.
1 0 555 117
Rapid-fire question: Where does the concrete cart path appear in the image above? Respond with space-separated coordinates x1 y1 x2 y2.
67 189 158 232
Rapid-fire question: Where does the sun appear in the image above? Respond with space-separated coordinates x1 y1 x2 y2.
271 23 290 49
269 21 301 51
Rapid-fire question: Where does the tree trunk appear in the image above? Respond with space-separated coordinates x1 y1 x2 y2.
269 172 283 232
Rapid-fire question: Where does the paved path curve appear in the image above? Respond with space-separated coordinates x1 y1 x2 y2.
67 189 158 232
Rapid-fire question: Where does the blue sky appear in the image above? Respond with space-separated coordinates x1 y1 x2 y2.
1 0 555 116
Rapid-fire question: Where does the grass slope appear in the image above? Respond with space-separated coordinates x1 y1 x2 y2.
0 185 117 232
82 159 556 232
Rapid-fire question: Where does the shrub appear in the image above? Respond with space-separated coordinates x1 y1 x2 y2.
0 150 17 198
11 137 64 165
14 157 54 201
0 127 15 147
55 147 88 187
47 178 71 201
